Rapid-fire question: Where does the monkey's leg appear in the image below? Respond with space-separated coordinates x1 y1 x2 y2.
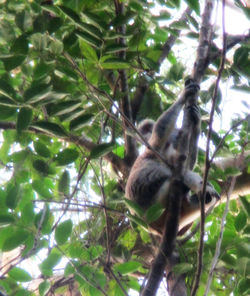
150 81 200 148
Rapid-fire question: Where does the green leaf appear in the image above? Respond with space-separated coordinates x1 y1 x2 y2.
0 96 16 108
123 198 144 217
6 183 20 209
47 100 81 116
76 31 102 48
114 261 142 275
234 47 249 66
39 252 62 276
152 11 171 21
15 10 33 32
10 34 29 55
34 141 51 158
235 210 247 232
32 121 67 137
167 62 185 82
0 19 15 42
172 263 193 275
33 159 49 176
34 206 51 232
233 47 250 78
236 257 250 276
100 58 130 69
0 105 17 119
104 44 128 54
30 33 48 51
17 107 32 134
112 11 136 27
237 278 250 294
127 213 148 230
55 149 79 166
33 62 53 80
79 23 102 40
79 40 98 61
2 229 29 251
24 84 53 103
8 267 32 282
32 179 53 199
145 203 165 224
41 4 61 16
239 196 250 217
0 55 26 71
55 219 73 245
9 149 30 163
224 167 241 177
0 213 15 226
39 280 51 296
81 11 106 30
90 143 116 159
49 39 64 55
221 254 236 267
58 5 80 23
0 79 16 99
21 203 35 226
69 113 93 131
185 0 200 14
58 170 70 196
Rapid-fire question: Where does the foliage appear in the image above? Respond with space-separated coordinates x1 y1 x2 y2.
0 0 249 295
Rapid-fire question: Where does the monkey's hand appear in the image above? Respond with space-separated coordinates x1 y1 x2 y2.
188 182 220 206
204 183 220 204
184 78 200 98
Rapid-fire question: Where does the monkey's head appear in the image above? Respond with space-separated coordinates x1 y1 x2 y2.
138 119 155 141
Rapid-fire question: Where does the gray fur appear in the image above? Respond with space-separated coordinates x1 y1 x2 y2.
125 81 219 231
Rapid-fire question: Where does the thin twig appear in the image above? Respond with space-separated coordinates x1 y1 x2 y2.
210 117 248 163
33 200 125 216
63 51 179 168
56 246 109 296
191 1 227 295
51 157 90 232
203 177 235 296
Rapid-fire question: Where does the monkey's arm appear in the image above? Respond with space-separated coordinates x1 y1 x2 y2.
183 103 201 169
179 78 201 169
149 98 184 149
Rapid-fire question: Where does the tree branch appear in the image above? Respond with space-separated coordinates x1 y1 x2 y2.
114 0 138 166
158 7 192 65
192 1 215 82
141 180 188 296
131 7 192 122
191 1 226 294
0 121 129 179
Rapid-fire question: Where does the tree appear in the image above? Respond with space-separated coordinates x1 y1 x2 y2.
0 0 249 295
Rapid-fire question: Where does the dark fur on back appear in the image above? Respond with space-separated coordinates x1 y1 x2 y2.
126 150 171 209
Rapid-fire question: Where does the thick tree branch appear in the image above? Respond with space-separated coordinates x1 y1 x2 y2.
141 180 188 296
209 31 250 64
0 121 129 178
192 1 215 83
158 7 192 65
114 0 138 166
131 8 192 122
192 1 226 294
131 76 149 121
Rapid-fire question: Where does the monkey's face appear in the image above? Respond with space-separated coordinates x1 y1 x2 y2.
138 119 155 142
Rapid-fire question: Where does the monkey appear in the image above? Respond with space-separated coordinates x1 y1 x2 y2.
125 79 220 235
